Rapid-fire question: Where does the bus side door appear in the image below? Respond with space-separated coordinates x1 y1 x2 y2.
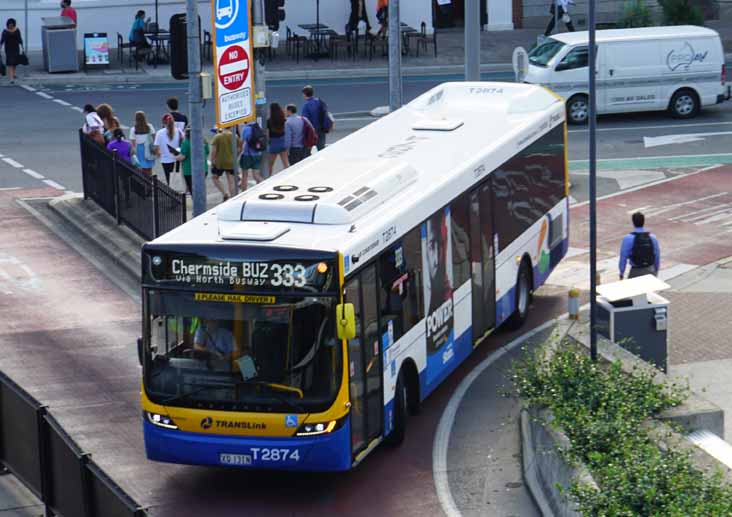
469 182 496 341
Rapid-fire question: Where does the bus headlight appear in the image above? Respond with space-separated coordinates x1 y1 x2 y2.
145 411 178 430
295 420 337 436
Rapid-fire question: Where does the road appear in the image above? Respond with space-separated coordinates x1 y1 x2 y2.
4 76 732 204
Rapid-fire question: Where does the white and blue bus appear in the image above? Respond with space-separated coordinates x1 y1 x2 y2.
139 82 569 471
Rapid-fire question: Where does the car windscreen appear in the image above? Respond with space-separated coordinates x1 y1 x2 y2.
529 39 566 67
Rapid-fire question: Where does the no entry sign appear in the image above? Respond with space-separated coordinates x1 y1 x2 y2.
212 0 255 127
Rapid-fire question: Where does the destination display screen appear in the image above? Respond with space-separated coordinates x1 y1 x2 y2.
145 251 337 293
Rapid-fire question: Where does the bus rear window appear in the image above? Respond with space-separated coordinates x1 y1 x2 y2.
529 39 565 67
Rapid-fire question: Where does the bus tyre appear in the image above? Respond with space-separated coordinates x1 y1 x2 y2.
669 89 699 119
385 372 407 447
567 95 589 125
507 260 532 330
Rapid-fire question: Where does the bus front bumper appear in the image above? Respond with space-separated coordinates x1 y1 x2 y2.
143 419 352 471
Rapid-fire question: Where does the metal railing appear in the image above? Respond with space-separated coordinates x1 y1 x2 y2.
79 130 187 241
0 371 147 516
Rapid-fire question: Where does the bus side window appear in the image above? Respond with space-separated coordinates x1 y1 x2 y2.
450 193 471 288
378 226 423 344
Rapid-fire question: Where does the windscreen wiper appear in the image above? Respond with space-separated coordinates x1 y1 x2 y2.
161 383 229 405
235 380 307 413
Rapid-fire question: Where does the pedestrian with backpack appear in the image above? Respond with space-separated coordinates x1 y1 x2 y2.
301 85 333 155
619 211 661 280
285 104 311 165
239 121 265 190
266 103 290 177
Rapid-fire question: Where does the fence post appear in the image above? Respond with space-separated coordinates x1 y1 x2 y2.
152 174 160 238
181 191 187 225
36 406 53 517
112 150 121 226
79 452 93 517
79 130 88 201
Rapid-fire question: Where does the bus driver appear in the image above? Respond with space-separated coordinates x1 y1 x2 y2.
193 319 235 360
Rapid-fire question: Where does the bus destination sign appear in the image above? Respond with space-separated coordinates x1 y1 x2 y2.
148 254 336 292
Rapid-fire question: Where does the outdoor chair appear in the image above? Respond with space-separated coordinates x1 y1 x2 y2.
365 32 388 61
286 26 308 63
329 25 356 61
415 23 438 57
117 32 137 69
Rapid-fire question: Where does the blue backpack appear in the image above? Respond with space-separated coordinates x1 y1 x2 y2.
319 99 334 134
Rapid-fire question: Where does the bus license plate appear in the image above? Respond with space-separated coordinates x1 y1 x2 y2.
219 453 252 466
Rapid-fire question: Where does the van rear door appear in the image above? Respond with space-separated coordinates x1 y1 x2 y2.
603 40 663 113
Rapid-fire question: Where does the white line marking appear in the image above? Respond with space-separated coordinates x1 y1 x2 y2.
571 153 732 164
668 203 730 221
64 190 76 196
645 192 729 217
695 211 732 226
35 92 54 100
0 187 21 191
644 131 732 148
0 153 4 157
43 179 66 190
20 84 37 92
71 106 84 112
22 168 45 179
569 120 732 134
572 165 723 208
433 318 561 517
53 99 72 107
1 157 24 168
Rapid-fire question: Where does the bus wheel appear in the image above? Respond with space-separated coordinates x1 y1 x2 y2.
385 372 407 447
507 260 532 330
669 89 699 119
566 95 589 125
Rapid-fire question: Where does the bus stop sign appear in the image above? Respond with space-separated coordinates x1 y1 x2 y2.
212 0 255 127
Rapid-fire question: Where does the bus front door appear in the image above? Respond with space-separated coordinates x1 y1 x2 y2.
469 183 496 341
345 265 383 458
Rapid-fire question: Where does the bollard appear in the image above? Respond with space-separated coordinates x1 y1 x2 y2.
568 287 580 320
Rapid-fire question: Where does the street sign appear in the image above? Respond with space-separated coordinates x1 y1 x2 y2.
512 46 529 83
212 0 255 127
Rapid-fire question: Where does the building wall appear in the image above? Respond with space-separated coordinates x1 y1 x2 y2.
0 0 434 52
521 0 664 30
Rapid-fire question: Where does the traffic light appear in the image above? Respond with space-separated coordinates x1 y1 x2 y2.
169 13 202 80
265 0 285 31
170 14 188 80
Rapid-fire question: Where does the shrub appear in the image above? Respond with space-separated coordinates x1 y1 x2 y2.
619 0 654 28
658 0 705 25
513 343 732 515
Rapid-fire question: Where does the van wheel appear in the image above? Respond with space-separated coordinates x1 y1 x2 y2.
507 259 532 330
669 89 699 119
567 95 589 125
385 372 407 447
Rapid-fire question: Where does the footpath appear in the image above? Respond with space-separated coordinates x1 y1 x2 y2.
2 22 732 88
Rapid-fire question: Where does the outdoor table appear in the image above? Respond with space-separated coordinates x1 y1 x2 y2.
298 23 331 60
145 30 170 68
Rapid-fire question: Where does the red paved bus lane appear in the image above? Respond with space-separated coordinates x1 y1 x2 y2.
0 187 572 516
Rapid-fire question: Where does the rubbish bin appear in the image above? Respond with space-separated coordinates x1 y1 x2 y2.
596 275 670 372
41 16 79 73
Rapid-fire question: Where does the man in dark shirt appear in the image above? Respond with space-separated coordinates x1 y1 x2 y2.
301 85 328 155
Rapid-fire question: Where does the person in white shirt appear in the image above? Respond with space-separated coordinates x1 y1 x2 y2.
154 113 184 185
82 104 105 145
128 111 156 174
545 0 575 36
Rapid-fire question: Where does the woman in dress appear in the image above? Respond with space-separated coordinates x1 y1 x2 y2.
266 103 289 177
129 111 156 174
1 19 23 84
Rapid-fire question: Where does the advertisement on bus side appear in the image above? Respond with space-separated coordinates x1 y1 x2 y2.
422 207 456 384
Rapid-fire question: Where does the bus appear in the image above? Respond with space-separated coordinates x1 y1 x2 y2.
139 82 569 471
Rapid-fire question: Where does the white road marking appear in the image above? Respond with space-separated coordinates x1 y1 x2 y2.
53 99 72 106
35 92 54 100
644 131 732 148
569 169 666 189
22 168 45 180
71 106 84 112
694 211 732 226
43 179 66 190
668 203 729 221
433 318 561 517
1 157 24 168
569 120 732 134
0 187 21 191
19 84 36 92
644 192 729 217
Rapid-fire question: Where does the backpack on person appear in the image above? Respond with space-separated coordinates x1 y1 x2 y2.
246 123 266 152
630 232 655 268
301 116 319 148
318 99 334 134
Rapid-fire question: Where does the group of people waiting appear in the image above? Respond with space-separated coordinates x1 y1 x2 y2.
80 85 333 203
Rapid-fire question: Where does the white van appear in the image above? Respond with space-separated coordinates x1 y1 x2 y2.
524 26 730 124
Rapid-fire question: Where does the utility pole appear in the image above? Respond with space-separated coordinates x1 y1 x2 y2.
253 0 268 177
589 0 598 361
388 0 403 111
187 0 205 216
465 0 480 81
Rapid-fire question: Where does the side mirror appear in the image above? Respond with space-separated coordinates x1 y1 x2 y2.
336 303 356 340
137 337 143 366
